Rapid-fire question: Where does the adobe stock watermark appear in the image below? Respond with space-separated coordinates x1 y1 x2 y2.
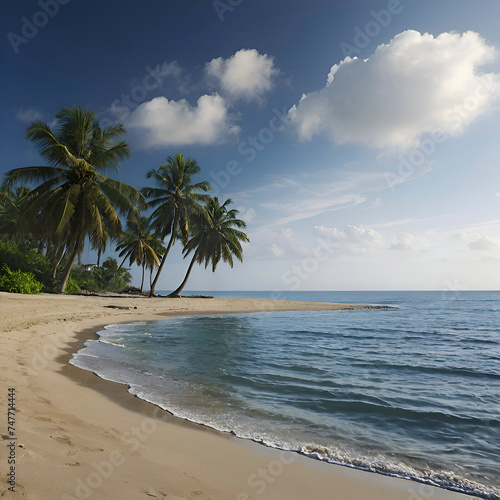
213 0 243 22
236 450 295 499
260 230 340 307
100 63 178 128
340 0 404 57
281 233 338 292
209 106 291 197
27 323 74 377
61 408 165 499
441 277 467 300
384 73 498 191
7 0 70 55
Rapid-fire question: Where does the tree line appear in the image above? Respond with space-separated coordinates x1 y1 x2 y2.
0 105 249 296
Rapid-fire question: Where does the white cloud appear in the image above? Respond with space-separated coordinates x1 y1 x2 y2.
268 243 285 257
313 225 431 255
206 49 279 101
450 229 499 252
314 225 386 255
390 232 431 252
468 235 497 251
261 193 366 226
289 30 500 151
126 95 240 148
16 107 44 124
236 206 257 224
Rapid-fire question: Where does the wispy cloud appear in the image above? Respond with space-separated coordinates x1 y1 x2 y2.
16 107 44 124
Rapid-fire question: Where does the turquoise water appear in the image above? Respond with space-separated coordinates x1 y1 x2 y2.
70 291 500 498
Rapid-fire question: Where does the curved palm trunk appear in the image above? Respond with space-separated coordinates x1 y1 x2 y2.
140 263 145 292
57 243 80 293
149 229 176 297
167 250 198 298
51 243 65 279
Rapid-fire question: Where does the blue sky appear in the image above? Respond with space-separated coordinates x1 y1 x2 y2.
1 0 500 291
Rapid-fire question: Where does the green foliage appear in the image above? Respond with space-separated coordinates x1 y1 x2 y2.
69 258 132 293
0 105 249 295
0 263 43 294
64 277 81 295
2 105 146 293
0 240 52 290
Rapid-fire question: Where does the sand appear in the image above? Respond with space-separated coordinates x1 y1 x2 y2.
0 292 477 499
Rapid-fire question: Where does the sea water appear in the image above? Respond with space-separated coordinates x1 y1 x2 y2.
70 291 500 498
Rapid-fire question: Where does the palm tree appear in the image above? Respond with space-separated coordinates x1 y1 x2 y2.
141 154 211 296
168 197 249 298
116 215 165 292
1 106 145 293
0 186 28 242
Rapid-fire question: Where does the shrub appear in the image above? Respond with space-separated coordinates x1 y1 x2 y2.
69 258 132 293
0 263 43 294
63 276 81 295
0 241 52 290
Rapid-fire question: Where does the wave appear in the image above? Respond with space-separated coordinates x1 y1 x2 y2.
299 444 500 499
68 304 500 500
353 359 500 380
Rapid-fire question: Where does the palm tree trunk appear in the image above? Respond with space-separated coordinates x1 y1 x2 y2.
140 263 145 292
97 248 102 267
167 251 198 298
51 243 65 279
149 229 176 297
57 244 80 293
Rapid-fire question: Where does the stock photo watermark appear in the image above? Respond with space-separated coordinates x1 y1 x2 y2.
6 387 17 493
236 450 295 499
213 0 243 22
210 106 291 197
7 0 70 54
340 0 404 57
61 408 163 500
281 234 337 292
100 62 179 128
385 73 498 191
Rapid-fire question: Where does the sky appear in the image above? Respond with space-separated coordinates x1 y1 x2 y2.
1 0 500 292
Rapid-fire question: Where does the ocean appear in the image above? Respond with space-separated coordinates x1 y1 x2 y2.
69 291 500 499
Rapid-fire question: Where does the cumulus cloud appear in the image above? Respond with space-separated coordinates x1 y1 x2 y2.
289 30 500 151
390 232 431 252
314 225 386 255
236 206 257 224
314 225 431 255
206 49 279 101
126 95 240 148
468 235 497 251
268 243 285 257
450 230 499 251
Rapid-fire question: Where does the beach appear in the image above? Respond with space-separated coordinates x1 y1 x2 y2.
0 292 477 499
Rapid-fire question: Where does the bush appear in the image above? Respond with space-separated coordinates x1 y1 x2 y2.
0 241 52 290
64 276 81 295
69 258 132 293
0 263 43 294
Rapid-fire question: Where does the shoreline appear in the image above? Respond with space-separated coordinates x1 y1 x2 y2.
1 292 477 499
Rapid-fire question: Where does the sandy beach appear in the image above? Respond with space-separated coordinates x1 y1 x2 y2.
0 292 477 499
